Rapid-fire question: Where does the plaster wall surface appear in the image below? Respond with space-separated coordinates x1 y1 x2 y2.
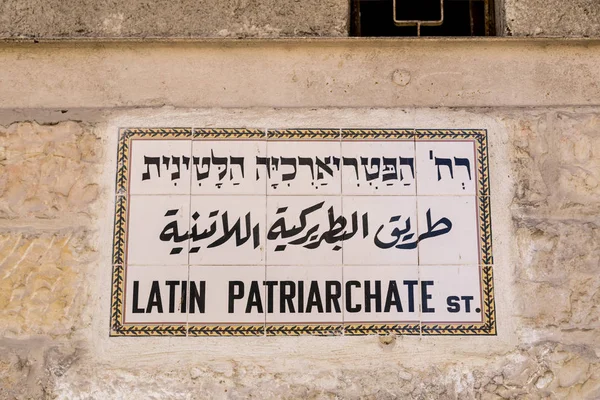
2 0 600 38
504 0 600 37
0 0 349 38
0 40 599 399
0 39 599 109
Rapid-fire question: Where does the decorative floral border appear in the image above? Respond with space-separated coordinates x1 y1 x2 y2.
110 128 193 337
413 129 495 335
268 129 340 140
265 324 343 336
194 128 265 140
110 128 495 337
188 325 265 336
344 323 421 336
341 129 413 140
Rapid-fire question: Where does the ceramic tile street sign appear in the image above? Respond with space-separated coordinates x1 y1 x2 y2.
110 128 495 336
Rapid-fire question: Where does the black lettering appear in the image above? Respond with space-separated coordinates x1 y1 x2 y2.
306 281 324 313
181 281 187 313
298 281 305 313
280 281 296 313
246 281 264 313
146 281 163 313
165 281 180 313
345 281 361 313
421 281 435 313
461 295 474 312
403 280 418 312
228 281 244 313
364 281 382 312
384 281 403 312
447 296 460 313
132 281 145 313
189 281 205 313
326 281 342 313
263 281 278 313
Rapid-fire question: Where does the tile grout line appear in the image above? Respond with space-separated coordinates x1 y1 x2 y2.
339 128 345 334
186 128 194 337
263 127 268 336
413 132 423 337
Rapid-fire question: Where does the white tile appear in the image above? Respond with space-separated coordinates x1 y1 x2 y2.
341 140 416 195
188 196 266 265
266 196 343 266
188 265 266 325
342 196 418 265
124 265 189 324
266 140 341 195
129 139 192 195
191 139 267 195
265 265 343 324
417 196 479 265
419 265 483 323
343 265 420 323
127 195 190 266
416 140 477 195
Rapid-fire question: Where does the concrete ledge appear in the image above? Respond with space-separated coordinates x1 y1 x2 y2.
0 38 599 108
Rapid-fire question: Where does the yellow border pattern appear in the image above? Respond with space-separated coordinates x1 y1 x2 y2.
268 129 340 139
194 128 265 139
188 325 265 336
414 129 495 335
110 128 192 337
266 324 343 336
344 323 420 336
341 129 413 140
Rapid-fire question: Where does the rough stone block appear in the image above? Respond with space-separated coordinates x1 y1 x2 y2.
0 231 94 337
0 122 102 221
511 111 600 217
5 342 591 399
510 111 600 332
514 220 600 330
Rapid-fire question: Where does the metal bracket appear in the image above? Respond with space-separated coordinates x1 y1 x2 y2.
393 0 444 36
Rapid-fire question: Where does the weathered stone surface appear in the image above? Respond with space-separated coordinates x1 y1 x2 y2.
514 221 600 331
0 107 598 398
505 0 600 37
511 111 600 217
0 231 95 338
0 340 594 399
0 338 82 399
0 122 102 221
0 0 349 38
510 111 600 338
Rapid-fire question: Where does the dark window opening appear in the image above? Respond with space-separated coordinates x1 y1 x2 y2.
351 0 496 37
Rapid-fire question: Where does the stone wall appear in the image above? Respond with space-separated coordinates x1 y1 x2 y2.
0 107 598 399
1 0 600 37
504 0 600 37
0 121 102 398
0 41 599 398
0 0 349 38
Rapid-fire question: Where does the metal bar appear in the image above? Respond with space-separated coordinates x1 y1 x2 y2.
484 0 495 36
470 0 474 36
393 0 444 27
351 0 361 36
